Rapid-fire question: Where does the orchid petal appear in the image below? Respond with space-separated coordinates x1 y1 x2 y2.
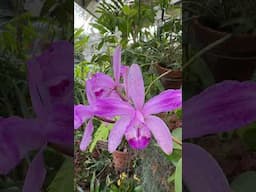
128 64 145 109
0 117 44 175
183 143 230 192
80 119 94 151
143 89 182 115
108 116 131 153
27 60 51 120
74 105 93 129
94 98 133 118
145 115 173 154
113 46 121 83
23 147 46 192
183 81 256 139
86 73 116 103
125 123 151 150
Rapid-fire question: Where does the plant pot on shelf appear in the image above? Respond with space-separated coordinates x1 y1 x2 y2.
190 18 256 82
112 150 132 172
155 63 182 89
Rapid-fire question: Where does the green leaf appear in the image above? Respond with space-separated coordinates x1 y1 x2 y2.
122 5 130 15
47 157 73 192
89 123 113 152
166 149 181 166
238 122 256 151
231 171 256 192
172 128 182 150
168 171 176 183
175 158 182 192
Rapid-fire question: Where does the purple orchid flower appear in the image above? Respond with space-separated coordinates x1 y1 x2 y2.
0 41 73 191
106 64 182 154
74 46 129 151
183 80 256 191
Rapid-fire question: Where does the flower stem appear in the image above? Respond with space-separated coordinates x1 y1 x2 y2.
172 135 182 146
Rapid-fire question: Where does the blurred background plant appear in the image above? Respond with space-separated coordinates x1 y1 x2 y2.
0 0 73 191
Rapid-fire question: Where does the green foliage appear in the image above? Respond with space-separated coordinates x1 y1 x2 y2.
74 28 89 62
89 123 113 152
231 171 256 192
174 158 182 192
47 157 73 192
172 128 182 150
92 0 156 47
184 0 256 33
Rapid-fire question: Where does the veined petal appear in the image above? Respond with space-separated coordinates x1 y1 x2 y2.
145 115 173 154
86 73 115 103
183 143 230 192
128 64 145 109
113 46 121 83
74 105 93 129
125 123 151 150
143 89 182 115
80 119 94 151
94 98 133 118
23 147 46 192
0 117 44 175
85 77 95 104
108 116 131 153
183 81 256 139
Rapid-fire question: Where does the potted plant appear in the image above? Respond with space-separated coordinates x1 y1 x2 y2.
112 139 133 172
184 0 256 81
154 40 182 89
149 3 182 89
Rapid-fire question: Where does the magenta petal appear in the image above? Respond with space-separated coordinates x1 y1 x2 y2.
0 117 44 175
94 98 133 117
28 59 51 120
86 73 116 103
108 116 131 153
125 124 151 150
23 147 46 192
113 46 121 83
74 104 93 129
183 143 230 192
128 137 151 150
80 119 94 151
143 89 182 115
127 64 145 109
145 115 173 154
183 81 256 139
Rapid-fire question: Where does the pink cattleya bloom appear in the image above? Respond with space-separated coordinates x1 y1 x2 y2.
107 64 182 154
74 46 129 151
183 80 256 139
183 143 230 192
1 41 73 191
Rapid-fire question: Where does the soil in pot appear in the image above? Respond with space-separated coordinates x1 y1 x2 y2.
190 18 256 82
155 63 182 89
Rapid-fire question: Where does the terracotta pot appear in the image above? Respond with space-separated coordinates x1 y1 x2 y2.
155 63 182 89
191 18 256 82
112 151 131 172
